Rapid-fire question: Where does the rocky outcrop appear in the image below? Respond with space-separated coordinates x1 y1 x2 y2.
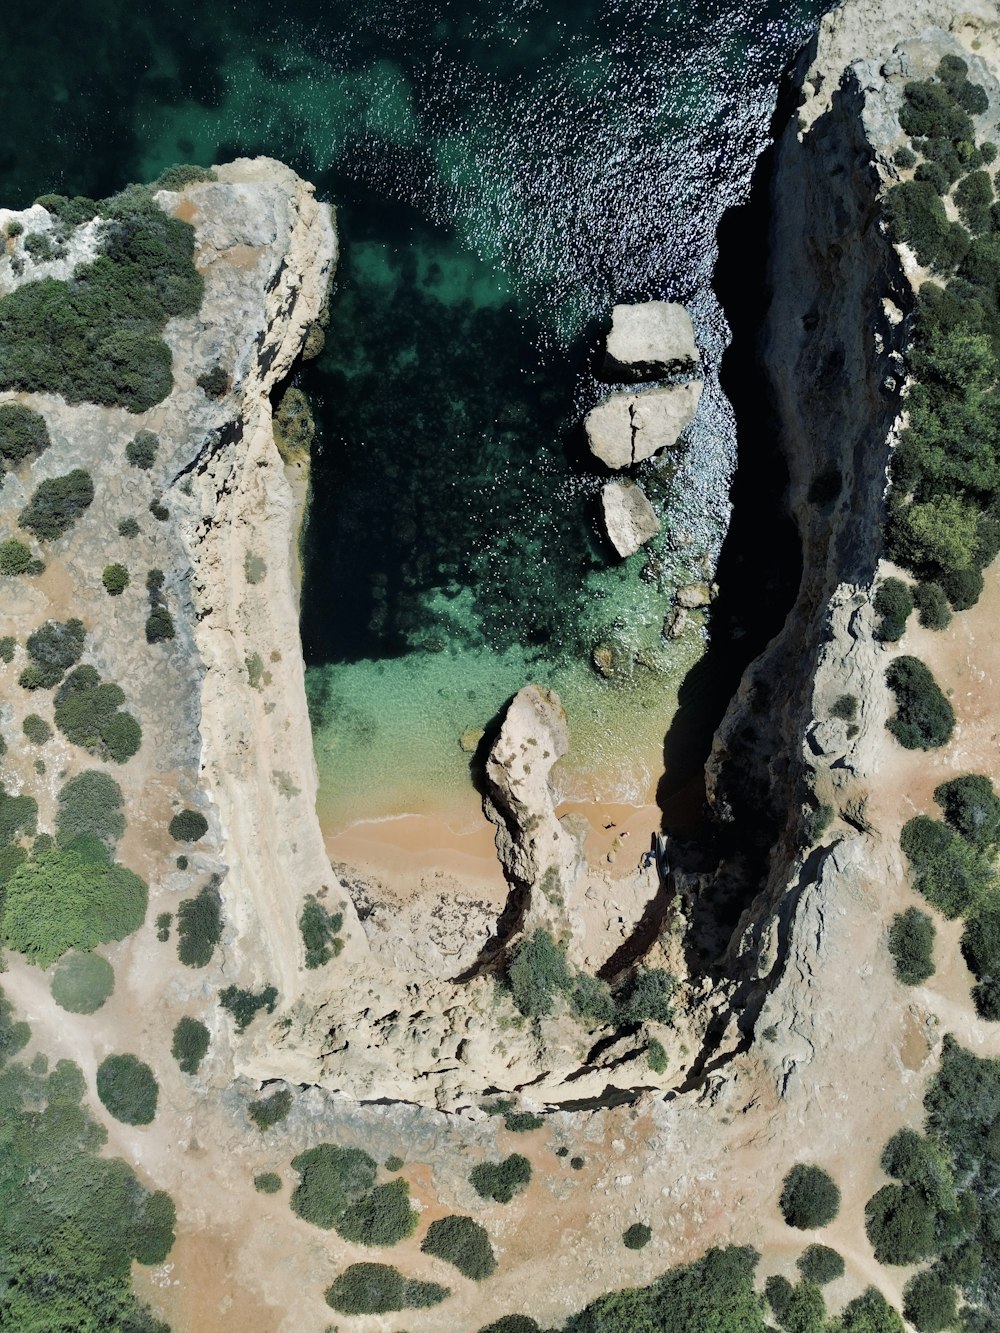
585 382 702 469
600 480 660 557
603 300 700 380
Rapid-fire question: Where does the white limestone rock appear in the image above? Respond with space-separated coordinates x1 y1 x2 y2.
601 480 660 558
585 381 702 470
604 300 700 380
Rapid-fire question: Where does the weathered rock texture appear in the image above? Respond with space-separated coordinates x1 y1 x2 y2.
585 381 702 469
600 480 660 557
603 300 699 380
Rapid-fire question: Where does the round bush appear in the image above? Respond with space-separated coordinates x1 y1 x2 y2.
171 1015 210 1075
254 1172 282 1194
145 606 175 643
21 714 50 745
874 577 913 642
0 539 40 576
469 1153 531 1204
96 1053 158 1125
290 1143 377 1229
865 1183 937 1264
421 1214 497 1279
0 402 50 466
50 951 114 1014
913 581 951 630
902 1271 957 1331
168 809 208 843
885 656 955 751
779 1164 841 1230
102 563 129 595
118 516 140 538
934 773 1000 847
623 1223 653 1250
125 430 158 470
797 1244 844 1285
888 908 936 985
335 1178 418 1247
941 564 983 610
55 769 126 850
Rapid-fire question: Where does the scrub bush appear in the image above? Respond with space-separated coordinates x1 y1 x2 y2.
469 1154 531 1204
102 562 129 595
290 1143 377 1229
19 468 94 540
955 170 994 234
334 1178 419 1247
21 616 85 689
899 78 975 141
885 656 954 750
422 1215 497 1278
504 1111 544 1132
900 814 994 916
54 664 141 762
0 402 49 468
902 1271 958 1332
647 1037 668 1073
615 967 675 1024
55 769 125 850
254 1172 282 1194
507 927 571 1016
888 908 936 984
914 161 951 195
886 181 969 274
197 364 228 397
145 605 175 642
623 1223 652 1250
21 714 50 745
50 951 114 1014
125 430 158 470
325 1263 448 1316
176 883 222 966
151 164 218 191
865 1184 940 1265
913 581 952 629
96 1053 158 1125
941 564 984 609
2 844 147 966
894 145 917 169
299 894 344 967
779 1164 841 1229
169 808 208 842
838 1288 904 1333
171 1016 210 1075
0 539 42 576
797 1244 844 1284
0 784 36 846
874 577 913 641
247 1087 292 1131
155 912 171 942
0 637 14 663
219 983 277 1032
934 773 1000 847
118 516 140 538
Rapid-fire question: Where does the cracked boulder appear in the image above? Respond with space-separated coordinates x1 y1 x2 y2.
585 382 702 470
603 300 700 380
601 480 660 557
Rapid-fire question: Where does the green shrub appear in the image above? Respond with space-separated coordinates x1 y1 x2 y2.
885 656 955 750
646 1037 668 1073
778 1164 841 1229
171 1016 210 1075
0 783 37 845
244 551 267 584
0 402 50 468
24 232 55 261
125 430 158 470
797 1244 844 1284
941 564 984 609
900 814 994 916
169 808 208 842
0 636 14 663
422 1215 497 1278
956 171 994 234
145 605 175 643
299 894 344 968
615 967 676 1025
175 855 187 870
899 78 976 142
0 539 42 576
889 908 936 984
902 1271 958 1332
219 983 277 1032
2 844 147 966
922 136 964 183
886 181 969 274
914 160 951 194
385 1155 404 1172
118 516 140 538
96 1053 158 1125
19 469 94 541
623 1223 652 1250
149 498 169 522
146 567 164 593
176 883 222 966
894 145 917 170
254 1172 282 1194
21 714 50 745
504 1111 544 1132
21 616 85 689
0 188 202 412
570 1156 585 1169
290 1143 378 1228
913 581 952 630
469 1153 531 1204
50 951 114 1014
838 1287 904 1333
102 563 129 595
830 694 857 721
936 56 989 115
247 1087 292 1131
55 769 125 850
151 164 218 191
335 1178 419 1246
155 912 171 942
54 664 142 762
874 577 913 641
961 900 1000 992
934 773 1000 847
508 928 571 1016
197 365 228 397
865 1184 938 1264
325 1263 448 1315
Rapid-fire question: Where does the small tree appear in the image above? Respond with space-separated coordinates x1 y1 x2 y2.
888 909 936 985
779 1164 841 1229
125 430 158 470
169 809 208 842
102 563 129 595
171 1016 210 1075
96 1053 158 1125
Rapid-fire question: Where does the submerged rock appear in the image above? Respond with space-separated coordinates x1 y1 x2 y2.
600 480 660 558
676 581 712 608
603 300 700 380
585 381 702 470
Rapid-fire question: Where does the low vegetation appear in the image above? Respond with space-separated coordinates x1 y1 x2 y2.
219 983 277 1031
421 1215 497 1278
176 882 223 966
335 1178 419 1247
623 1223 652 1250
290 1143 377 1229
469 1153 532 1204
171 1016 210 1075
50 950 115 1013
20 616 85 689
778 1164 841 1230
0 402 49 474
884 656 955 750
168 808 208 842
102 562 129 595
0 538 43 576
299 894 344 967
18 468 94 540
797 1244 844 1285
54 664 142 762
126 430 158 470
325 1263 448 1316
247 1086 292 1131
21 713 50 745
96 1053 159 1125
55 768 126 850
888 907 936 984
254 1172 282 1194
874 576 913 641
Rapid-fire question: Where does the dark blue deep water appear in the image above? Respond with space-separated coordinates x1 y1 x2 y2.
0 1 834 821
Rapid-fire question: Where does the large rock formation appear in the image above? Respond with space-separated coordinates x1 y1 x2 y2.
603 300 699 380
600 480 660 557
585 381 702 469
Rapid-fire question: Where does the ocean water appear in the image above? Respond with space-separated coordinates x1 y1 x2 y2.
0 0 834 829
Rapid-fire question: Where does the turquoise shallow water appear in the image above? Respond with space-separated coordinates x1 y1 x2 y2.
0 0 834 827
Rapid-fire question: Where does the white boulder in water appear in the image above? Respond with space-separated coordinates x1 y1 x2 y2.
601 480 660 558
585 381 702 469
604 300 700 380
